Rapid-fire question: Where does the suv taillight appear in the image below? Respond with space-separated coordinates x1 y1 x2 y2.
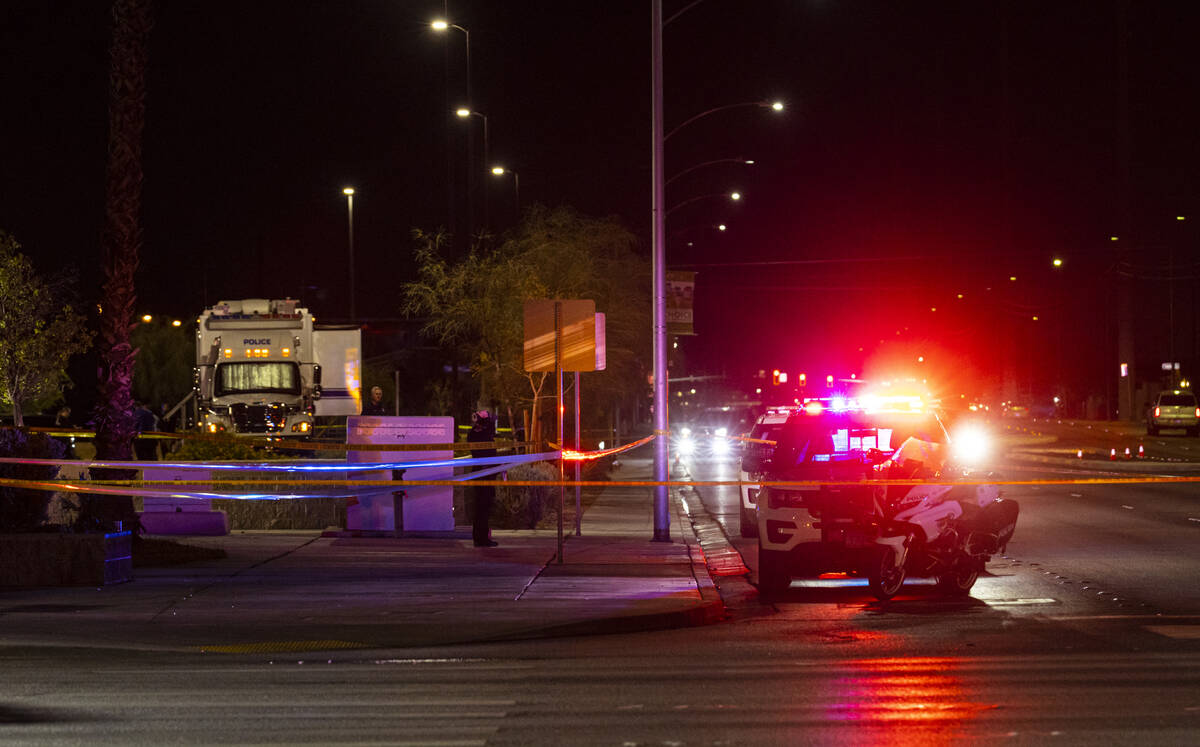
1195 407 1199 418
1154 406 1161 417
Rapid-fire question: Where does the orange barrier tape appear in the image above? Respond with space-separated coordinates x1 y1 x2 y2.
9 475 1200 490
560 435 656 461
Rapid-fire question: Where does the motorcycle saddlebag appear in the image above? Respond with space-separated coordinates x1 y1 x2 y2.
968 499 1019 554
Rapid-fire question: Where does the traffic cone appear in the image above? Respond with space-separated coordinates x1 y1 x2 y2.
1137 444 1145 458
1077 449 1083 459
1110 448 1117 460
1124 447 1132 459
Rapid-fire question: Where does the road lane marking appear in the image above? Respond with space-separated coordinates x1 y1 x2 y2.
1121 505 1134 510
1145 625 1200 639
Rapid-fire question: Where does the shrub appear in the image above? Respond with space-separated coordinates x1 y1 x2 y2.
171 432 288 461
0 430 66 531
491 460 559 529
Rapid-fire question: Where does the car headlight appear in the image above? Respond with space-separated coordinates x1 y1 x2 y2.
678 436 696 456
712 438 731 455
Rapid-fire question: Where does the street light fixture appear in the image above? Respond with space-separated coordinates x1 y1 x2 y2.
343 187 355 320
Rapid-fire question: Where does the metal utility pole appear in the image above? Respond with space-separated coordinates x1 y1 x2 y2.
650 0 670 541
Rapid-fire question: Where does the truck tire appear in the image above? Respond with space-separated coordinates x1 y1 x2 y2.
739 505 758 538
757 546 791 597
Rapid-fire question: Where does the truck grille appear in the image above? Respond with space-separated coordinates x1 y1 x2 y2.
230 403 287 433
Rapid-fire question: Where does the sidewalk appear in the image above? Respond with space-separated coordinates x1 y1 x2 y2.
0 457 727 654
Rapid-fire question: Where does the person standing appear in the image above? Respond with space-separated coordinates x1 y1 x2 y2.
361 385 390 416
467 409 498 547
132 401 159 460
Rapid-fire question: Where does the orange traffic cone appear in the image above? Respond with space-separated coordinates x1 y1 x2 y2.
1110 448 1117 460
1124 447 1132 459
1077 449 1083 459
1137 444 1145 458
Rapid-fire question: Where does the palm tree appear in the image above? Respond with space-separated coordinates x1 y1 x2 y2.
89 0 153 529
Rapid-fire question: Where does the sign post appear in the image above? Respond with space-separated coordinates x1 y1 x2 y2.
524 300 604 560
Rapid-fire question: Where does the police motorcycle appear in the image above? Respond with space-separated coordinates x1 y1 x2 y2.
752 399 1019 601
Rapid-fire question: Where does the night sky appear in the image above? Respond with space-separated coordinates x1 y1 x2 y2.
3 1 1199 405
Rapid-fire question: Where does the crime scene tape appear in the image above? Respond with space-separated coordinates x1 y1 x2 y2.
4 470 1200 504
556 434 656 461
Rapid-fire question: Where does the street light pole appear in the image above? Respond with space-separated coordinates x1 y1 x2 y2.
665 100 784 142
343 187 355 320
456 108 489 235
651 0 670 541
666 191 742 217
491 166 520 219
666 157 754 188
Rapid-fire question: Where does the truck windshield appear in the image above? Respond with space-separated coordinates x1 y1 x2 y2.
215 362 301 396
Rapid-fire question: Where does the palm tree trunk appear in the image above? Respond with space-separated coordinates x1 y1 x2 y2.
88 0 153 530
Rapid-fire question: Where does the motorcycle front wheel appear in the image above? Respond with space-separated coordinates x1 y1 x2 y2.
867 547 906 601
936 562 979 596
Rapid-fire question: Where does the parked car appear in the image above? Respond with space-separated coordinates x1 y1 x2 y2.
1147 390 1199 436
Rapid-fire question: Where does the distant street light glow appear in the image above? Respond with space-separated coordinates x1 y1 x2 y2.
1110 235 1119 241
141 314 152 322
431 19 449 30
771 101 784 111
455 108 470 118
1053 257 1063 267
342 187 354 195
172 320 182 327
730 192 741 200
491 166 505 175
717 224 726 231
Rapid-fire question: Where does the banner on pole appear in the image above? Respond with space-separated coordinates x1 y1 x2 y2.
666 270 696 336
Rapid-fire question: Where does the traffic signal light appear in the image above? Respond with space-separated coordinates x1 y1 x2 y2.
772 369 781 385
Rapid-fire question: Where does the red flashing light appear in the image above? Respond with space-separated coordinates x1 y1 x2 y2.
1154 406 1161 417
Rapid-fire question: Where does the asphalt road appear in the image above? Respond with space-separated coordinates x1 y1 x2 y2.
1 421 1197 745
